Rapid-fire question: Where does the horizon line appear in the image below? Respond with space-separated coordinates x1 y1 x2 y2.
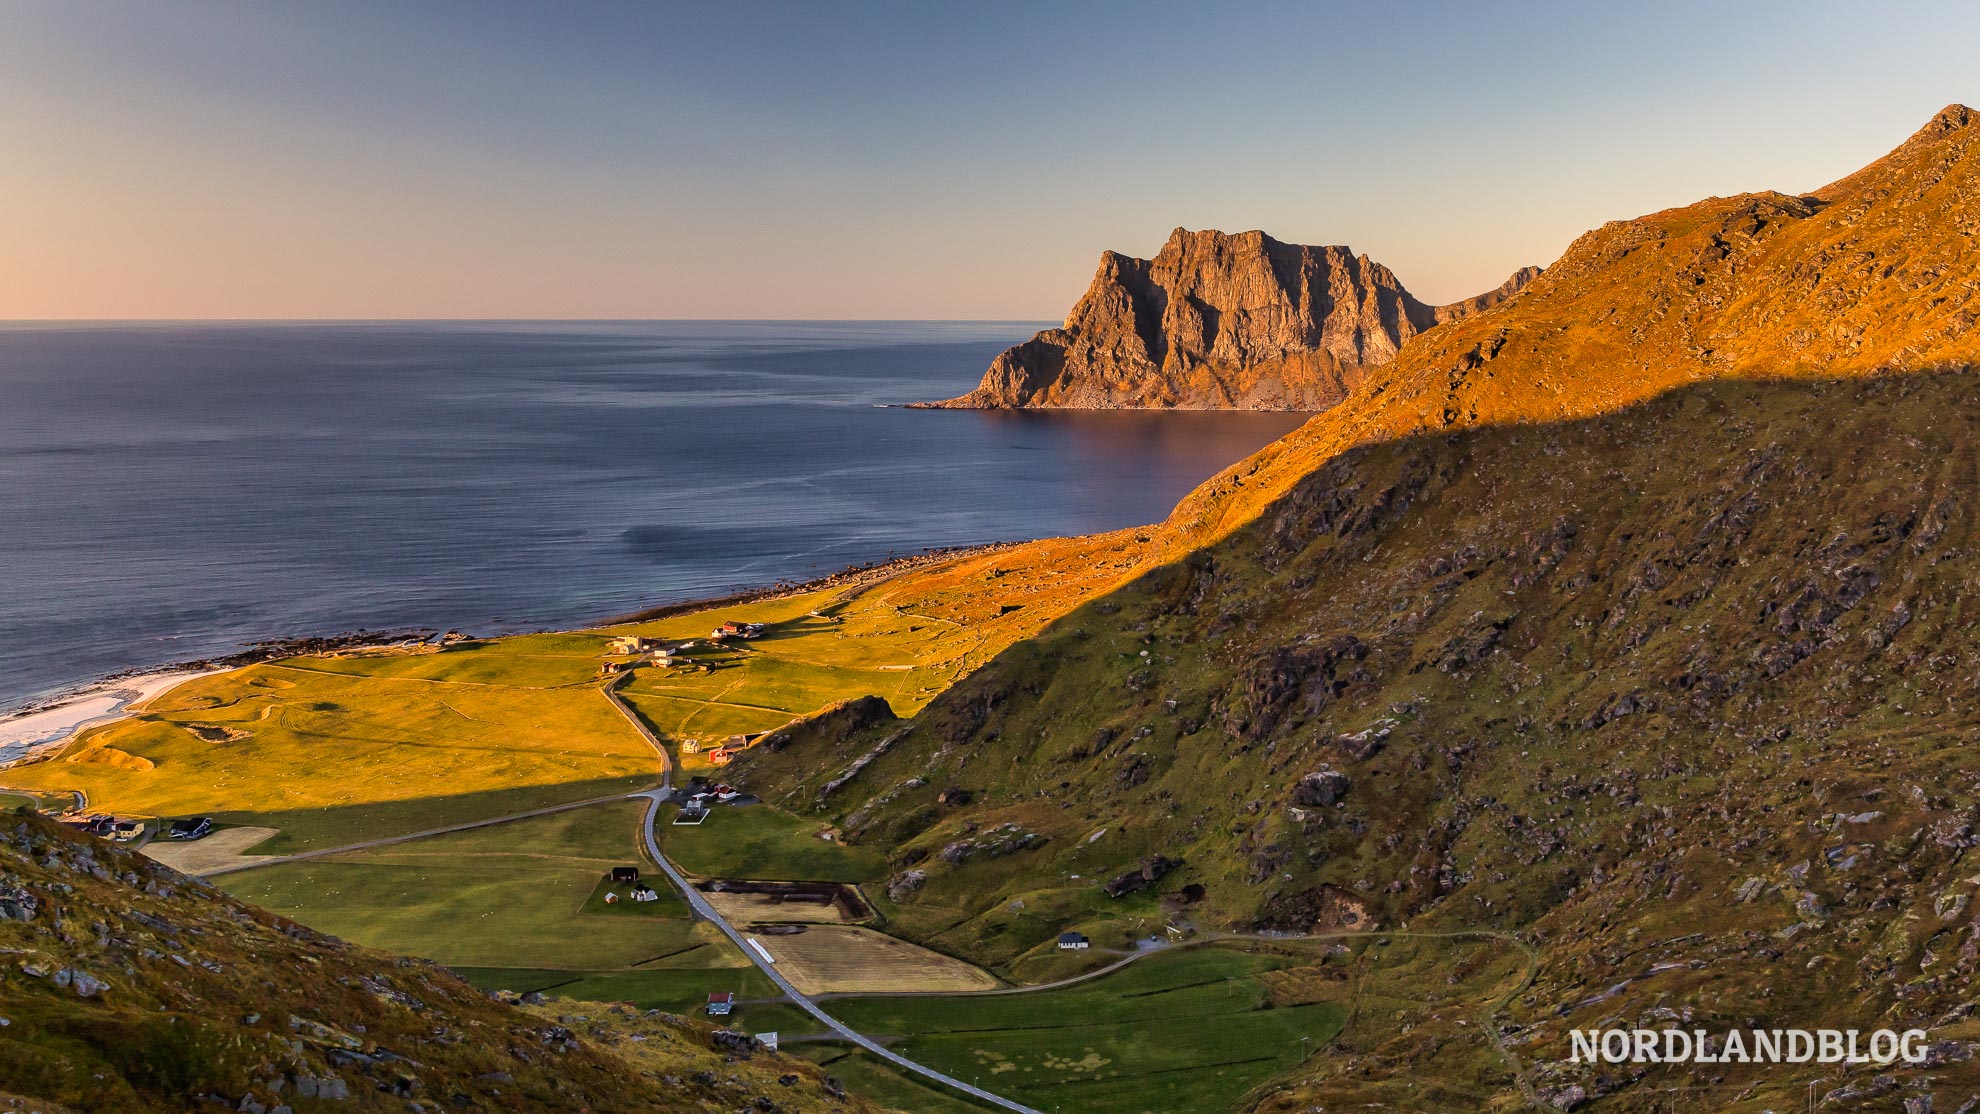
0 317 1059 325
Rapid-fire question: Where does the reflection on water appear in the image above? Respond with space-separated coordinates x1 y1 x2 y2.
0 322 1315 704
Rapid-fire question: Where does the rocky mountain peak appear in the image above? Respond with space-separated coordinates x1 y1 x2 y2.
918 228 1538 411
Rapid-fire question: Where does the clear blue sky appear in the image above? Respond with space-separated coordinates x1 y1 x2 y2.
1 1 1972 318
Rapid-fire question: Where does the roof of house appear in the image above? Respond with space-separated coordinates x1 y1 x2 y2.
1058 932 1089 943
707 992 733 1003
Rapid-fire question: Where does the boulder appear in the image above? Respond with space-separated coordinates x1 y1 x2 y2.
1293 769 1352 808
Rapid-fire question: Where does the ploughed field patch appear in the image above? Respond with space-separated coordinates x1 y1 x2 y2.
751 925 1001 995
698 877 874 925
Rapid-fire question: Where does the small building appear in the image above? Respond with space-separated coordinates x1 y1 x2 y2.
706 992 733 1017
598 660 632 677
708 748 740 766
680 738 703 755
603 891 620 905
61 815 115 837
1057 932 1090 951
631 885 659 902
112 819 143 842
610 866 641 884
757 1031 779 1052
712 620 766 640
167 817 213 841
673 806 708 825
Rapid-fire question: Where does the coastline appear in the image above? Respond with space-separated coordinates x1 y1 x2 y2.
1 538 1030 779
0 667 226 771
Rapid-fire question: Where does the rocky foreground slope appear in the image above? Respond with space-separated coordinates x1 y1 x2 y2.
916 227 1538 410
737 106 1980 1110
0 812 879 1114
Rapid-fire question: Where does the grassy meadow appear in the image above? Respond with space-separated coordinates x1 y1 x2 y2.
458 964 781 1015
657 801 887 882
817 946 1349 1114
790 1048 997 1114
216 800 735 970
2 572 1091 852
4 637 665 847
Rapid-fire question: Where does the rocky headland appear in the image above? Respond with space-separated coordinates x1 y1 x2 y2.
915 227 1539 410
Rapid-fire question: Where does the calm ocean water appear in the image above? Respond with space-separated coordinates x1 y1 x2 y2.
0 321 1307 707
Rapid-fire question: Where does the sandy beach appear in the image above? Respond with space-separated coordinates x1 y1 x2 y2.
0 668 222 768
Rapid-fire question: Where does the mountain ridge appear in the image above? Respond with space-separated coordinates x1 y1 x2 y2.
732 103 1980 1110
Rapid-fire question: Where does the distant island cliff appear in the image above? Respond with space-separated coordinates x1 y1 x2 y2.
915 228 1539 410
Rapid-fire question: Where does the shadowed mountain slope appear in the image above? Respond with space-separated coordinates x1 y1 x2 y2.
733 106 1980 1110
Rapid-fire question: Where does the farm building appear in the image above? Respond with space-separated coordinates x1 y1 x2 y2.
606 635 658 655
167 817 213 841
60 815 115 837
711 620 766 640
1057 932 1090 951
706 992 733 1017
680 738 703 755
610 866 641 884
111 819 143 842
597 660 633 677
631 885 659 902
708 748 741 766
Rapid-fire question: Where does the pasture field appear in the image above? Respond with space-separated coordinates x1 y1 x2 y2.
0 571 1057 851
752 926 1001 995
790 1048 996 1114
4 657 664 849
658 802 887 883
823 946 1349 1114
215 801 725 970
458 964 780 1016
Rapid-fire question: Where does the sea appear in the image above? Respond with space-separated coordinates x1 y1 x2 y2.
0 321 1309 708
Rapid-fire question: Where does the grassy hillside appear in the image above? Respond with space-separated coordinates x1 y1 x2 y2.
0 812 888 1113
743 369 1980 1110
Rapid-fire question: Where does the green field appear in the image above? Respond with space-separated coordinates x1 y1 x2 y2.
5 652 665 849
4 585 1007 852
217 801 735 969
823 947 1347 1114
657 802 887 883
458 965 780 1015
792 1047 996 1114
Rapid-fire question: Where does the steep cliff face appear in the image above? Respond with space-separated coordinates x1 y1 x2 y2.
917 228 1539 410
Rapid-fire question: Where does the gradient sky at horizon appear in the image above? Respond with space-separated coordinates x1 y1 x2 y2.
2 1 1974 319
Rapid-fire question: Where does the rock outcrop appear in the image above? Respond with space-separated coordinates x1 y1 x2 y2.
916 228 1538 410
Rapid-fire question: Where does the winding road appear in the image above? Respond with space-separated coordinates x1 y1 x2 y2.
631 790 1044 1114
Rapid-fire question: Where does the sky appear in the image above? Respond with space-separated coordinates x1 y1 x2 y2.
1 1 1974 319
